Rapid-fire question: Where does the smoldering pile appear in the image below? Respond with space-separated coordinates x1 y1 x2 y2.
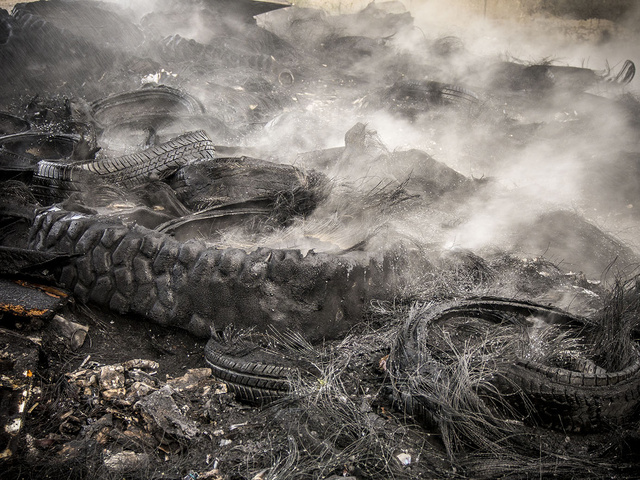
2 0 640 479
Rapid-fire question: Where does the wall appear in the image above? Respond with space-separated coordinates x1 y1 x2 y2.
292 0 637 20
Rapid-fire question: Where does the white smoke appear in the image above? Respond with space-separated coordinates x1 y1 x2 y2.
73 0 640 277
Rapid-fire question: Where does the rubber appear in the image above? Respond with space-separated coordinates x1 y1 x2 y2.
155 201 272 240
389 297 640 432
387 81 479 107
91 85 206 127
12 1 144 50
2 8 116 88
159 34 295 82
439 84 480 105
28 207 388 342
31 130 216 202
205 335 308 405
0 132 80 171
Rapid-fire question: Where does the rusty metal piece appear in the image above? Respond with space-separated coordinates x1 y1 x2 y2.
0 278 69 319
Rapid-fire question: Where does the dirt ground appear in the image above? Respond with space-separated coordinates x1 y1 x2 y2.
1 295 446 479
3 266 640 479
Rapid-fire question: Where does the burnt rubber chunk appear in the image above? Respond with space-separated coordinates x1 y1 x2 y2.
28 208 391 341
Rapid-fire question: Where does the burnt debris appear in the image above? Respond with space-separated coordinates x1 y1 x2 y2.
1 0 640 478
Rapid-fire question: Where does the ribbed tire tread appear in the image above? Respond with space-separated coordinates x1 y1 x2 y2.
32 130 215 201
205 336 298 405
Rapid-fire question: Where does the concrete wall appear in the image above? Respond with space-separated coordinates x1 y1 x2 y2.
292 0 637 20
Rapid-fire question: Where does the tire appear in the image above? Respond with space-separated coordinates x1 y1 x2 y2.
31 130 216 202
0 132 80 174
367 80 479 118
205 334 317 405
30 206 377 342
439 84 479 106
12 1 144 51
390 81 479 107
155 201 272 241
91 85 206 127
389 297 640 432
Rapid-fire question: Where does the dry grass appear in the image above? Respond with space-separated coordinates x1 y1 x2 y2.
588 275 640 371
265 358 440 479
253 284 640 478
386 281 640 477
396 304 528 456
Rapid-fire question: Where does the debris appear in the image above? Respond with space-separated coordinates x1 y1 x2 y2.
122 359 159 370
101 388 126 401
78 354 91 368
199 467 223 480
167 368 212 391
203 383 228 396
229 422 248 431
127 381 156 399
103 450 150 473
378 354 389 372
99 365 125 391
0 329 37 459
396 452 412 466
121 426 158 450
51 314 88 350
135 385 200 440
81 413 112 438
251 469 268 480
0 247 76 276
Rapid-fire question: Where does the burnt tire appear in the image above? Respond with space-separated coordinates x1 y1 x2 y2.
0 132 80 174
205 334 316 405
31 130 216 202
389 297 640 432
91 85 205 127
30 207 377 342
